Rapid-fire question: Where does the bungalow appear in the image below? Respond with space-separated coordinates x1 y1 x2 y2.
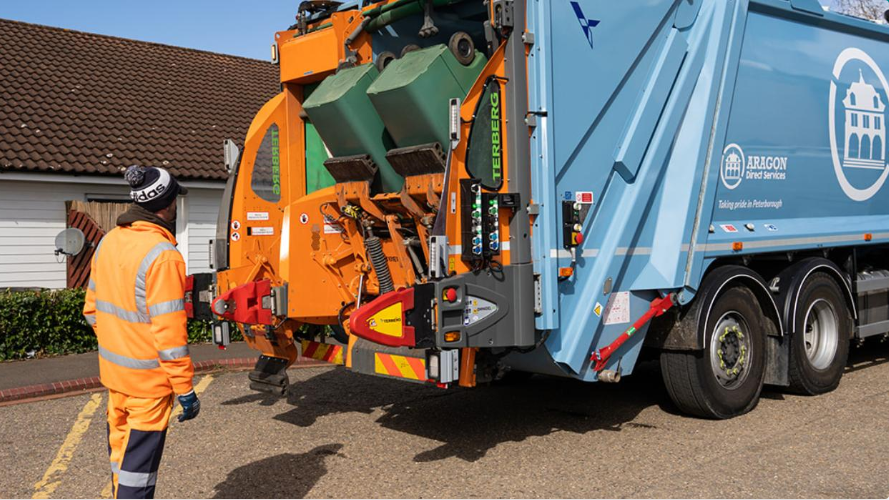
0 19 279 288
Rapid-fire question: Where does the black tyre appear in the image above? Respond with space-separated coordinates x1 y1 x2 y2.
787 273 851 395
661 285 766 419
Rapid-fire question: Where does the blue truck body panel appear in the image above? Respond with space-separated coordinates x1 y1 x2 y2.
519 0 889 379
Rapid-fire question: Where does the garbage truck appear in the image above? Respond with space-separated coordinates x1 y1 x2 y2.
192 0 889 419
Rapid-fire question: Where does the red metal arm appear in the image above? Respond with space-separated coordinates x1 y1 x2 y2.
591 293 676 372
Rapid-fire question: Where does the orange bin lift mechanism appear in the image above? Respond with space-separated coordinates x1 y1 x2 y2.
213 280 275 325
349 288 418 348
276 10 373 84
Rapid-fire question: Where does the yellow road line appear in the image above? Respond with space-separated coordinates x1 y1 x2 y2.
99 375 215 499
33 393 104 499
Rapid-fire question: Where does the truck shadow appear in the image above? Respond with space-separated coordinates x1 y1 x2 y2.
212 444 345 498
222 361 671 463
217 340 889 464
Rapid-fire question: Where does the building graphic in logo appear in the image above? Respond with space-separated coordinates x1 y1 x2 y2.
842 70 886 170
570 1 601 49
829 48 889 201
720 143 746 190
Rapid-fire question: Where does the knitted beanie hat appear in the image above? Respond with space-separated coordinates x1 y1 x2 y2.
124 165 188 212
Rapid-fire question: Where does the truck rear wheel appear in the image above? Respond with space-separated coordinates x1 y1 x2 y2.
661 285 766 419
787 274 850 395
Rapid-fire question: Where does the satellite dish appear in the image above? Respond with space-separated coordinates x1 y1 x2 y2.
54 228 86 257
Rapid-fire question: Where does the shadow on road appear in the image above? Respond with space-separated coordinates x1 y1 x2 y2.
221 361 671 463
846 337 889 374
212 444 344 499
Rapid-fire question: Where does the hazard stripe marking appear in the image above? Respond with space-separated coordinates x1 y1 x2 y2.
374 353 427 381
376 353 404 378
302 341 318 358
406 357 427 380
301 340 344 365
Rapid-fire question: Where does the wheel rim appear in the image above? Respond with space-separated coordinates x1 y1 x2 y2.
709 311 752 389
803 298 839 370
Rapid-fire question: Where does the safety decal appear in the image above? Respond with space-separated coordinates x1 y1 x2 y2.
231 220 241 231
603 292 630 325
720 224 739 233
251 227 274 236
321 214 342 234
299 213 309 224
593 302 603 317
300 340 343 365
764 224 778 232
374 353 427 381
247 212 269 221
575 191 594 204
231 232 240 242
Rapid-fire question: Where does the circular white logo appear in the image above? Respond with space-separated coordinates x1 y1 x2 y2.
829 48 889 202
231 232 240 242
231 220 241 231
720 143 746 190
299 213 309 225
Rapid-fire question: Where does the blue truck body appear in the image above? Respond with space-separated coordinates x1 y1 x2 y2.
500 0 889 380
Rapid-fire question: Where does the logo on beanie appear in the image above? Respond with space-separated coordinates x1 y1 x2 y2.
132 183 167 202
129 167 172 204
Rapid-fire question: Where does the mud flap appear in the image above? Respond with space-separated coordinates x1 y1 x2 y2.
248 355 290 396
765 335 790 387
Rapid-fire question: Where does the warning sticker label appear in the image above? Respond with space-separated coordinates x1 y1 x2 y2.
604 292 631 325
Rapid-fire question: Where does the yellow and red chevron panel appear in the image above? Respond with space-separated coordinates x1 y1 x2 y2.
374 353 428 381
300 340 344 365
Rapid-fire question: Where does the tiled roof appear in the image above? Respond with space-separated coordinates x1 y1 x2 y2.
0 19 280 181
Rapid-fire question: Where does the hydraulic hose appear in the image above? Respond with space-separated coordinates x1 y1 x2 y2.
366 236 395 294
364 0 469 33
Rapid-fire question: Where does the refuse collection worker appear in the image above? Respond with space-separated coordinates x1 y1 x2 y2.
82 165 200 499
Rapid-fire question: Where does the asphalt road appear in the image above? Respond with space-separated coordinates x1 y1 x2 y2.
4 341 889 499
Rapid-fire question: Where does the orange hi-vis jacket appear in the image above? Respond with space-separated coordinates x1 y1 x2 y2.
83 221 194 398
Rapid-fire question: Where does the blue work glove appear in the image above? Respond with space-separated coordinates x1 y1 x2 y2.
177 390 200 422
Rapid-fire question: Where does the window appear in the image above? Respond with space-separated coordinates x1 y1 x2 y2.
877 118 883 131
465 78 504 190
251 123 282 203
851 94 857 107
852 114 859 128
864 115 871 129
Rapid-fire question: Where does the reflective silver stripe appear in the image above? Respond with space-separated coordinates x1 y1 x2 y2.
99 345 160 370
88 279 96 291
96 300 150 324
84 314 96 326
148 298 185 318
134 243 178 317
117 470 157 488
94 237 106 263
111 462 120 474
158 345 189 361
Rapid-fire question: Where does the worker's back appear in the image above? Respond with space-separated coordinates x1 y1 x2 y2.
86 220 193 398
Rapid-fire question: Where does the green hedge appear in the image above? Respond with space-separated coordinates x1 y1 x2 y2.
0 288 241 361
